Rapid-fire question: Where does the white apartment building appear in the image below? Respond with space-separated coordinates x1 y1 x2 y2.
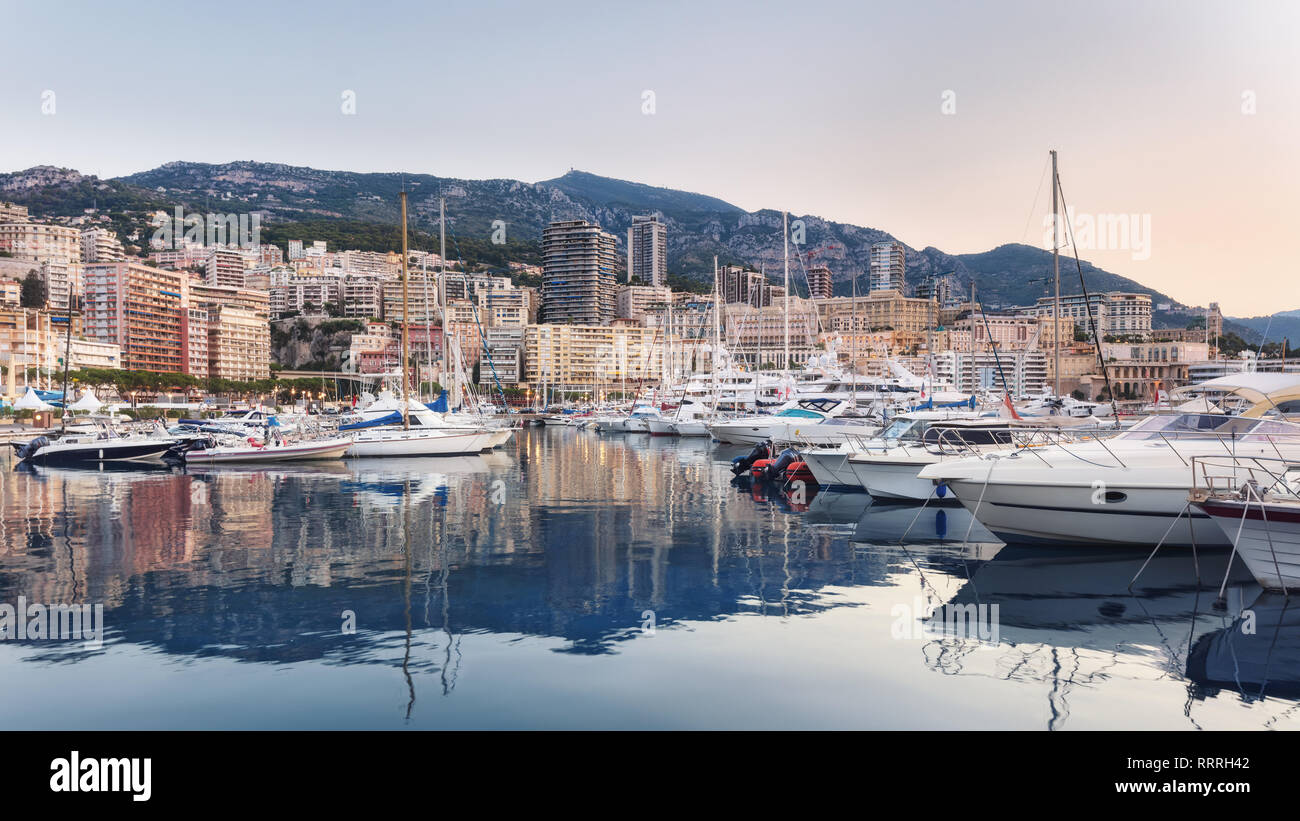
0 222 83 310
206 248 249 289
868 240 905 293
627 214 667 286
616 284 672 321
68 337 122 370
80 227 125 264
478 288 530 327
1024 291 1152 338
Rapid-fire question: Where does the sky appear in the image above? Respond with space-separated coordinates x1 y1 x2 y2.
1 0 1297 316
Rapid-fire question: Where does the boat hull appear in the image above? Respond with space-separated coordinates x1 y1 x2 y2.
646 419 677 436
184 439 353 464
850 454 946 502
1199 499 1300 589
346 430 491 457
801 448 864 491
943 478 1231 547
21 440 174 466
672 420 711 437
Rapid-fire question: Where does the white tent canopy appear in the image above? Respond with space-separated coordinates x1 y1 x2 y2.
13 387 53 411
69 391 104 412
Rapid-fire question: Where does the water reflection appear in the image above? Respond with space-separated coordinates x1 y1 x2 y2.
1 427 1299 729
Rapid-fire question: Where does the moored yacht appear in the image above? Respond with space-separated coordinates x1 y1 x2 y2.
709 397 856 445
1191 455 1300 590
12 423 177 466
918 375 1300 547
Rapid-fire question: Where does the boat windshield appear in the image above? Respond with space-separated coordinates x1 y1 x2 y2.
774 408 824 419
880 418 920 440
1120 413 1265 440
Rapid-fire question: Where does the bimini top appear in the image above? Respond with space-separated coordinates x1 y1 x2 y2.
1174 373 1300 417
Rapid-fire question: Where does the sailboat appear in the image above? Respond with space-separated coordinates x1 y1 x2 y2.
347 192 495 458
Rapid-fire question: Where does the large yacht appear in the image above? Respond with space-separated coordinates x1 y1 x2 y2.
917 374 1300 547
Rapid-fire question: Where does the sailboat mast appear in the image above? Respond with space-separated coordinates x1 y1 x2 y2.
400 190 411 431
782 210 789 371
970 281 977 395
60 288 74 428
1051 149 1061 397
439 196 448 404
851 267 858 405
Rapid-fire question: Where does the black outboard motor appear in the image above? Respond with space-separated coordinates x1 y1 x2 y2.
731 440 771 475
762 447 800 482
14 436 50 461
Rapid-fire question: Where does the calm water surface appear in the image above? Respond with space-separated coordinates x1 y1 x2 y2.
0 427 1294 730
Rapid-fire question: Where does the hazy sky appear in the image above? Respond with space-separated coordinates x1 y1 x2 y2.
2 0 1297 315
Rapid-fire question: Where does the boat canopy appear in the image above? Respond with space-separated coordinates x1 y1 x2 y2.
340 410 403 431
1119 412 1300 440
1174 373 1300 417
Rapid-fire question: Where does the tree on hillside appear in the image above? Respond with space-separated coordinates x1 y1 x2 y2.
20 270 45 307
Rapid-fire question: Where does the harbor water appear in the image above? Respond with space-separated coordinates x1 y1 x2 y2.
0 426 1294 730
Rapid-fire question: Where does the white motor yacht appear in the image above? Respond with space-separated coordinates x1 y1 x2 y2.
709 397 857 445
918 375 1300 547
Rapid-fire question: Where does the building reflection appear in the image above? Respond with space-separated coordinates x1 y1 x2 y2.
0 430 900 665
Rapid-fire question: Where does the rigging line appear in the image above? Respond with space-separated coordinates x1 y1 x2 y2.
1253 315 1274 363
1054 172 1121 424
442 219 511 413
1020 154 1051 244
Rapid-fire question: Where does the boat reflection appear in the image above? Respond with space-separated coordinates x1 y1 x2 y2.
919 544 1265 728
1188 591 1300 706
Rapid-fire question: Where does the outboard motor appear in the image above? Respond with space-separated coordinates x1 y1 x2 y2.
731 440 771 475
762 447 800 482
14 436 50 461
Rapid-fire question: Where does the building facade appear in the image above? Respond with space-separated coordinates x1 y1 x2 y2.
540 220 618 325
627 215 667 286
868 240 905 293
83 262 187 373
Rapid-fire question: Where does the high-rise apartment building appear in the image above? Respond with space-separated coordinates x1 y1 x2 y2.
868 240 905 293
0 222 83 310
627 215 667 286
80 227 125 264
478 288 531 327
83 262 187 373
206 304 271 381
806 265 833 300
206 248 249 289
719 265 769 306
916 272 958 306
616 284 672 321
540 220 618 325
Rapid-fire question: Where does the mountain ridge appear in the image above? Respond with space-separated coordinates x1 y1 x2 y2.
1 160 1286 338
